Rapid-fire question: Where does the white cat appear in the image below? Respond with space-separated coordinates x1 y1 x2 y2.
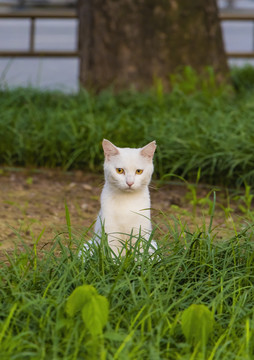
93 139 157 256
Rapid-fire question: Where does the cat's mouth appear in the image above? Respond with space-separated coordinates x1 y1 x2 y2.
124 186 135 192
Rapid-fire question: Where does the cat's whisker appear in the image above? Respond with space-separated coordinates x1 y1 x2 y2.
98 182 105 189
149 184 158 190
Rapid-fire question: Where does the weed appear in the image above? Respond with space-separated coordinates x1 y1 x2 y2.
231 65 254 92
182 304 214 353
233 183 254 217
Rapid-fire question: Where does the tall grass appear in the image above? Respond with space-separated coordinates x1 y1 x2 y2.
1 66 254 185
1 214 254 359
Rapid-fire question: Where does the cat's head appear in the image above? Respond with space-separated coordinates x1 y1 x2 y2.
102 139 156 192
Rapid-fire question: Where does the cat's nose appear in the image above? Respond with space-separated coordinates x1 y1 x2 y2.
126 180 134 187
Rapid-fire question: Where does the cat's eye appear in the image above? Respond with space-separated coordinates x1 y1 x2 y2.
116 168 124 174
136 169 143 175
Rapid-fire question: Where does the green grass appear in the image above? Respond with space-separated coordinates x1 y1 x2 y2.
1 66 254 185
2 66 254 359
1 212 254 360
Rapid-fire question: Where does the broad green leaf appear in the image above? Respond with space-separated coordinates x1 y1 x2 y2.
66 285 97 317
182 304 214 347
82 294 109 335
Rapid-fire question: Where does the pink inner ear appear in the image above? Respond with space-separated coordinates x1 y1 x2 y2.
140 141 156 159
102 139 119 159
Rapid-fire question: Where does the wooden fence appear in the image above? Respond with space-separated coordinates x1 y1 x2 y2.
0 9 254 58
0 9 78 57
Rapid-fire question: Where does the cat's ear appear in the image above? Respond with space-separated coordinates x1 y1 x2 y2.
102 139 119 160
140 141 156 159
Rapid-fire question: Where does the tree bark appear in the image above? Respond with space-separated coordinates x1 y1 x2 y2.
78 0 229 91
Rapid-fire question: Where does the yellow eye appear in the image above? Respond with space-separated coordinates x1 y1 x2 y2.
116 168 124 174
136 169 143 175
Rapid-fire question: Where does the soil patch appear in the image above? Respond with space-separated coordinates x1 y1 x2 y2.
0 168 242 258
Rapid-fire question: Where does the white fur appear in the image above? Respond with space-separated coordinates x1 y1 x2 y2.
94 139 157 256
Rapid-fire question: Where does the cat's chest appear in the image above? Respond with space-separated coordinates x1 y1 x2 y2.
99 187 152 235
101 189 150 220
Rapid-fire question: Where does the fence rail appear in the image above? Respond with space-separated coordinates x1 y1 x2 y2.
0 9 76 18
1 10 254 58
219 11 254 21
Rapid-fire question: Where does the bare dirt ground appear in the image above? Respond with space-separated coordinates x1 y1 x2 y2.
0 168 242 259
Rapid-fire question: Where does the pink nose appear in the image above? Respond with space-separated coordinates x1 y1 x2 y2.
127 181 134 187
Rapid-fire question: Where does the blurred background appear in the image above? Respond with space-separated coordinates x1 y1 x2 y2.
0 0 254 92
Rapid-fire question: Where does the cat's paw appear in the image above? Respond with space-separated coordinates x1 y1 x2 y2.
79 239 97 258
148 240 158 254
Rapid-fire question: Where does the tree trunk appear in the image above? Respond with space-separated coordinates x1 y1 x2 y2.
78 0 229 91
